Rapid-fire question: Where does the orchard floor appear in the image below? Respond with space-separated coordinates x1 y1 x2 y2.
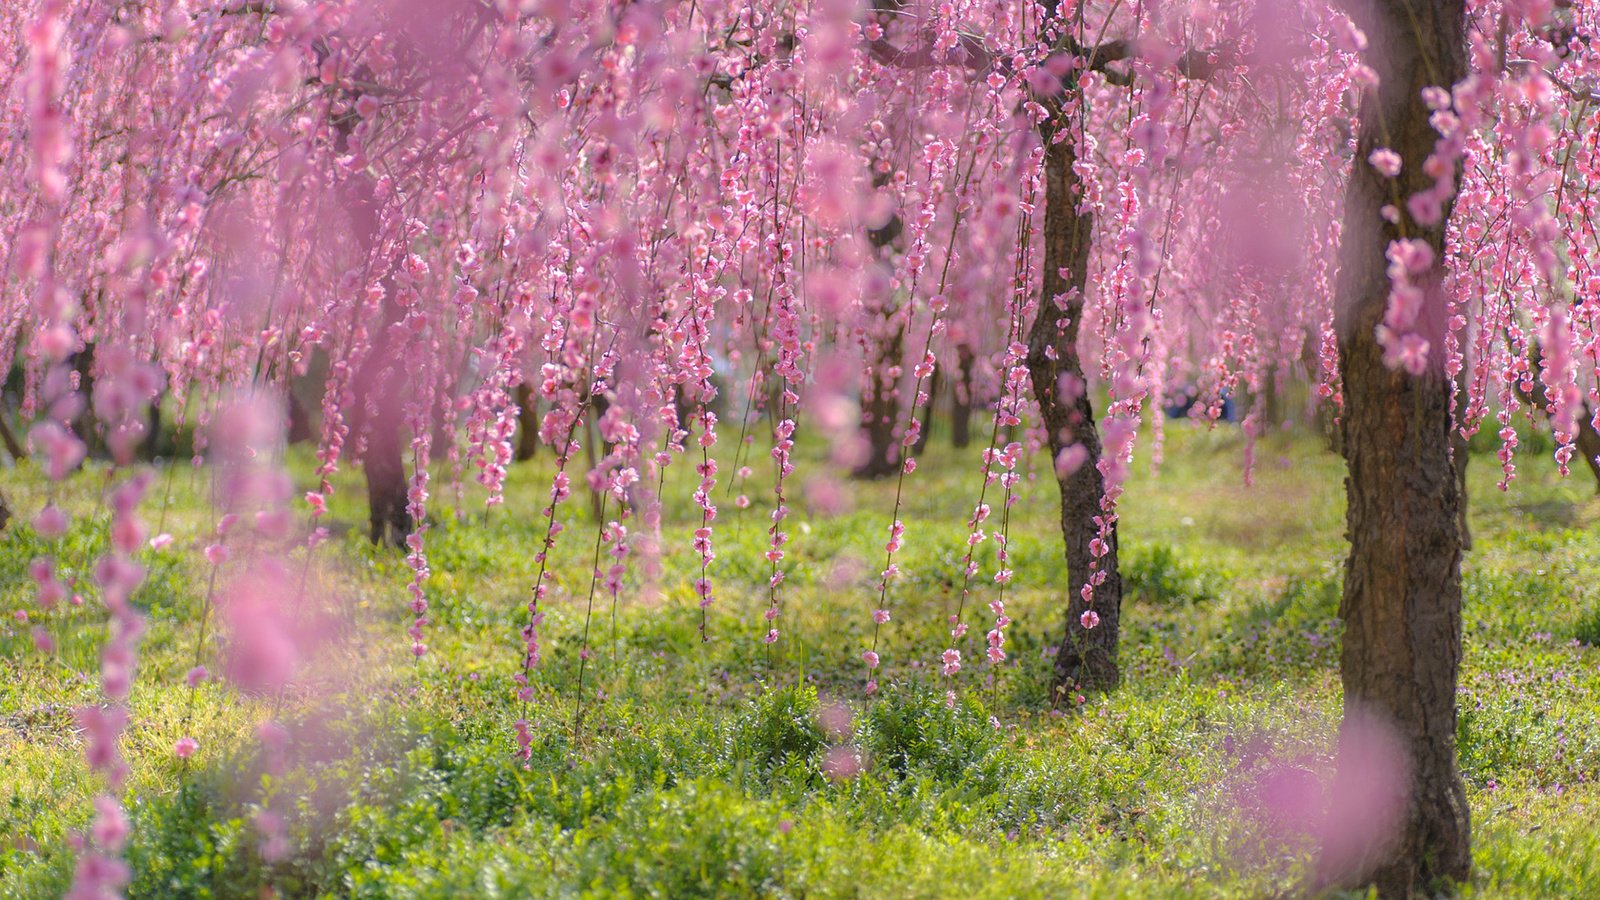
2 422 1598 898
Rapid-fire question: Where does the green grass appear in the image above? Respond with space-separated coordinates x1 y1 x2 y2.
2 418 1598 897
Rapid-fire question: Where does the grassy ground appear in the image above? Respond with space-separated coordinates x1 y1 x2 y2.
2 419 1598 897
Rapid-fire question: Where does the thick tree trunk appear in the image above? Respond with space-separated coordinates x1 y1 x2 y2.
514 382 540 461
1324 0 1471 893
1027 133 1121 693
951 343 975 449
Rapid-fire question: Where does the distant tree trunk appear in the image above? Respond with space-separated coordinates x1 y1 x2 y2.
854 158 906 481
0 411 23 462
1259 364 1285 429
1323 0 1471 893
913 362 938 455
71 341 99 457
951 343 975 449
1514 344 1600 494
514 382 540 461
1570 402 1600 492
287 389 315 444
143 402 163 459
362 414 411 547
353 310 413 548
853 329 904 479
583 399 605 519
1027 129 1121 693
0 489 11 532
333 89 414 548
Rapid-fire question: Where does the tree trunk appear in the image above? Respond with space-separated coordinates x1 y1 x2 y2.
1259 364 1285 429
71 341 99 457
142 401 163 459
951 343 975 449
287 388 316 444
1324 0 1471 893
854 164 907 481
0 410 23 462
1514 344 1600 495
362 407 412 547
1572 401 1600 493
853 329 904 480
353 318 413 548
514 382 540 461
1452 431 1472 551
913 362 938 455
1027 132 1121 694
0 489 11 532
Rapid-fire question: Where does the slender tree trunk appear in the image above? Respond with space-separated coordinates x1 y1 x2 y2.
0 489 11 532
514 382 540 461
951 343 975 449
1324 0 1471 892
1027 132 1121 693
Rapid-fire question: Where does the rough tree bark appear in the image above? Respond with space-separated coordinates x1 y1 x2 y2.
1027 130 1121 693
1324 0 1471 892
